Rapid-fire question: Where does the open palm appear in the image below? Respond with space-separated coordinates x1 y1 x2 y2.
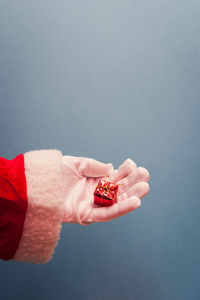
62 156 150 226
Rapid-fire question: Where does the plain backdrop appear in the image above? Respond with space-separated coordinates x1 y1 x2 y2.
0 1 200 300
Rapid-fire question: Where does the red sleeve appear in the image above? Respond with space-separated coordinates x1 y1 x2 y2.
0 154 27 261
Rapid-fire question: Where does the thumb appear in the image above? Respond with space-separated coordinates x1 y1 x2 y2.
68 156 114 178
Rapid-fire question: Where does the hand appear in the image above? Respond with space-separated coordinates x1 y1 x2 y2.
62 156 150 226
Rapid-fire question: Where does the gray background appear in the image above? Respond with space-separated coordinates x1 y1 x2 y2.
0 1 200 299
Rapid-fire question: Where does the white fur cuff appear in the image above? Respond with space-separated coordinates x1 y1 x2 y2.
13 149 65 264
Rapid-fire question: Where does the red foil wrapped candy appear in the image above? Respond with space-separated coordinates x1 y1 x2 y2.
94 179 119 207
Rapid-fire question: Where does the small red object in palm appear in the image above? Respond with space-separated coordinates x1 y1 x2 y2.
94 179 119 207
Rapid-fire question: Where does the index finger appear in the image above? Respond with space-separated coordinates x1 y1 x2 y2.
109 158 137 183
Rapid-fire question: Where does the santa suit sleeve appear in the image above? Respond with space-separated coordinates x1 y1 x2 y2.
0 149 65 264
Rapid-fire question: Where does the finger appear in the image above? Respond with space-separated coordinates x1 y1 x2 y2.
117 167 150 196
109 158 137 183
82 158 114 177
118 182 150 201
91 196 141 222
64 156 114 178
